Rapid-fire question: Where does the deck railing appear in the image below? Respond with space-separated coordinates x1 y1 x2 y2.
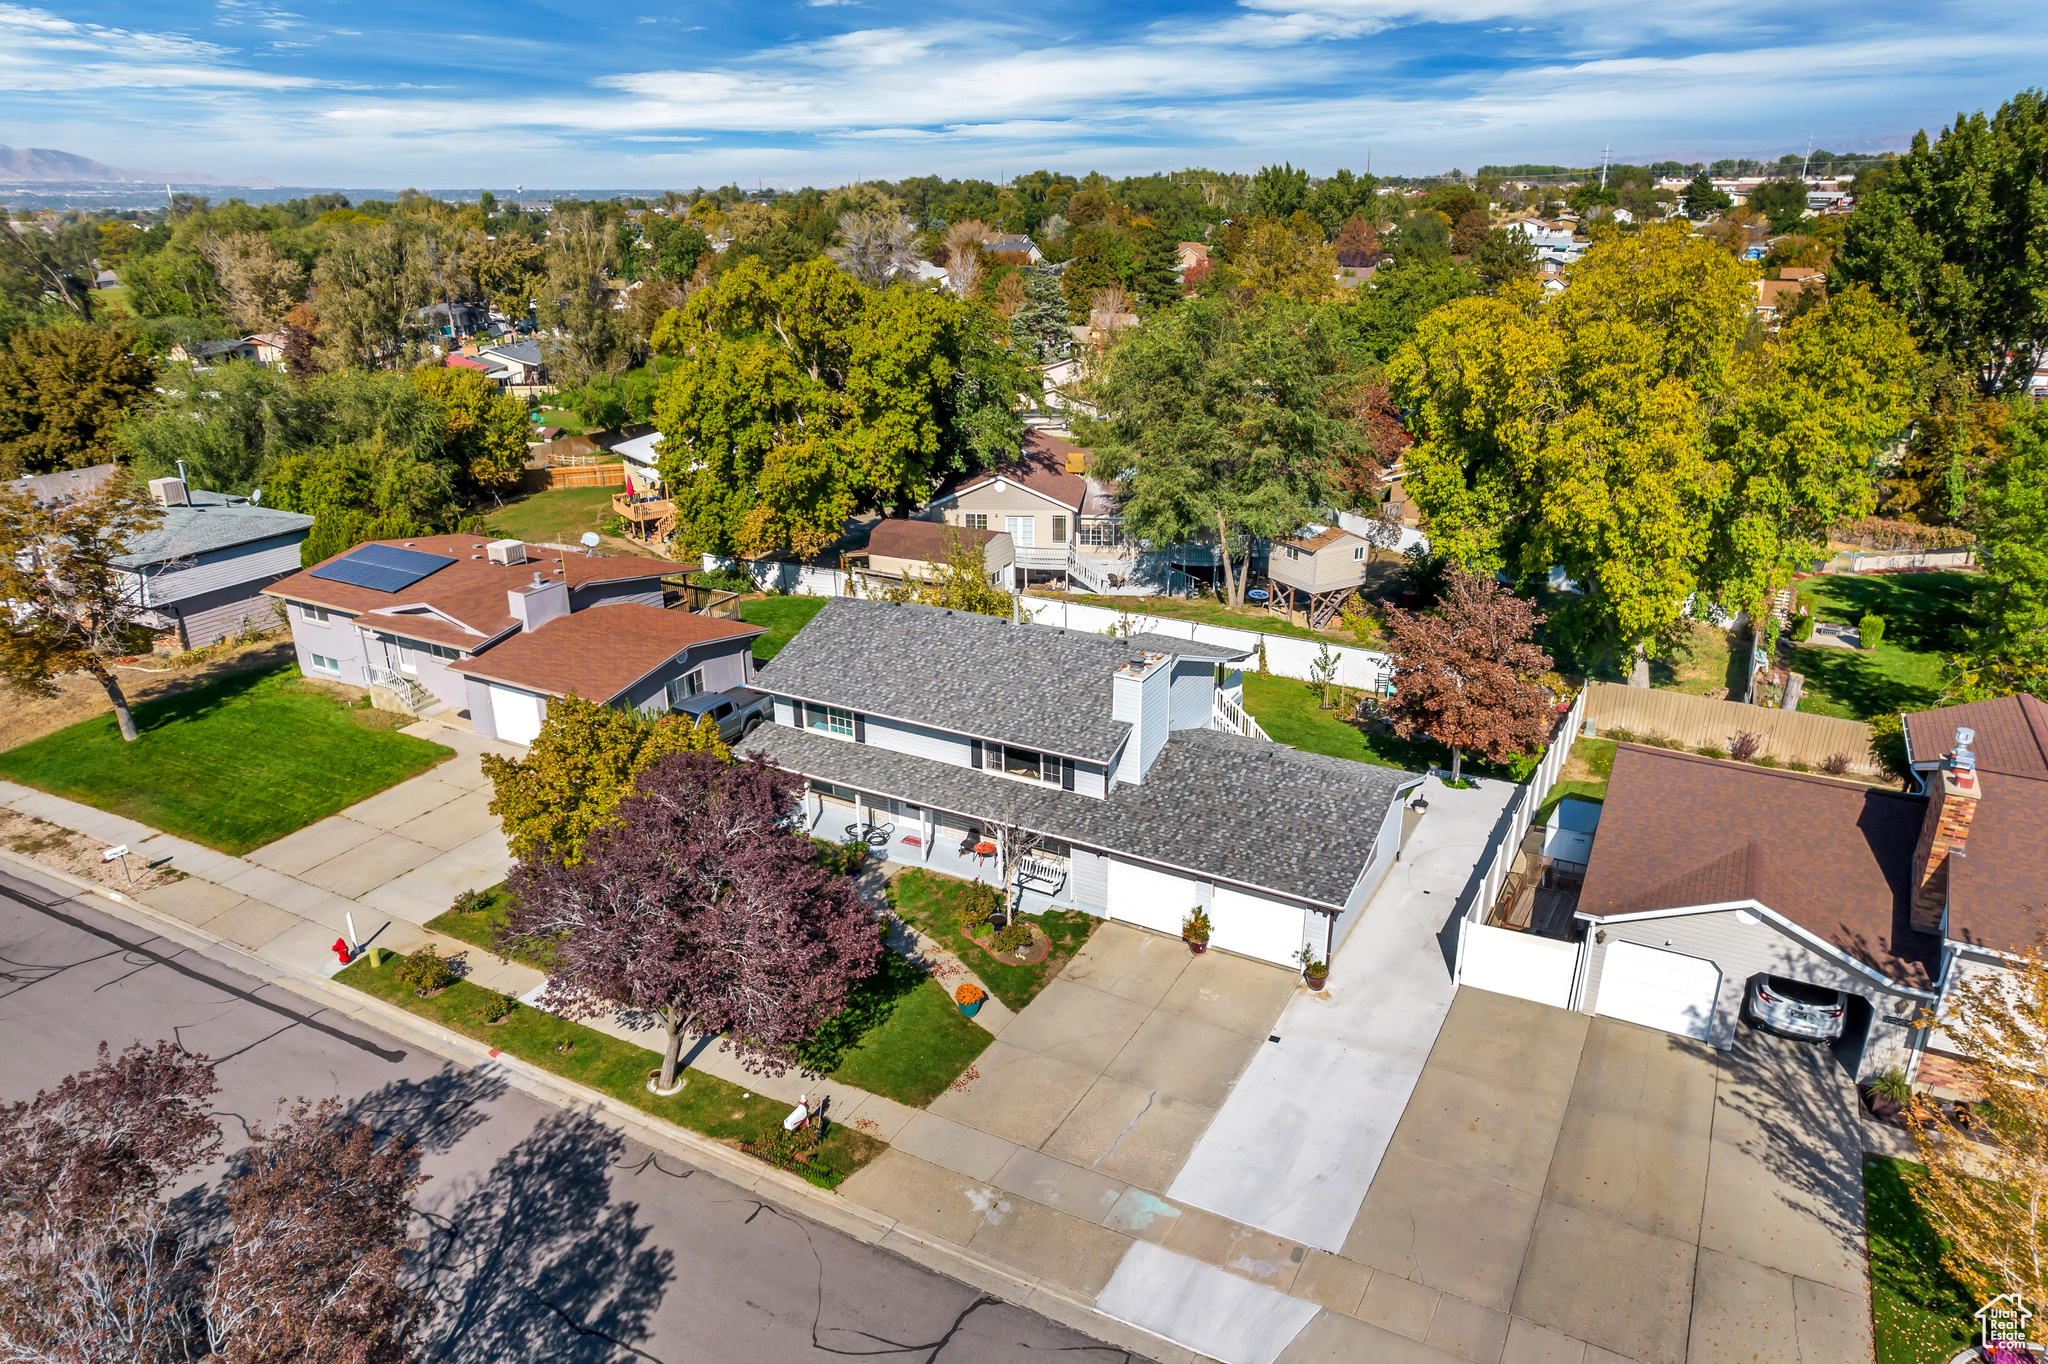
1211 689 1271 742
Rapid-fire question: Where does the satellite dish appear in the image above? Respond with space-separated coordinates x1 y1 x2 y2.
580 531 600 555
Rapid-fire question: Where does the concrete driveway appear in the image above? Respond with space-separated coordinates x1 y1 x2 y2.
1275 987 1875 1364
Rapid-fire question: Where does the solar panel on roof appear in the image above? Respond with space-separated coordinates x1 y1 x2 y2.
308 543 457 594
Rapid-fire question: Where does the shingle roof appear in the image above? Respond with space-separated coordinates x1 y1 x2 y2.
449 603 761 701
935 430 1088 511
1905 694 2048 777
740 722 1410 907
11 462 119 507
484 339 542 366
864 519 1003 563
114 492 313 567
1943 770 2048 956
1578 745 1939 987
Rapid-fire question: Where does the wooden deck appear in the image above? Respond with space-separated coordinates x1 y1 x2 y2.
612 491 676 542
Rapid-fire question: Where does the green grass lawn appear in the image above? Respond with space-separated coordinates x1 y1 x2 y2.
1534 737 1614 827
1865 1155 1979 1364
484 485 626 549
533 406 588 436
0 668 450 855
432 881 989 1107
888 868 1099 1012
1036 591 1375 645
742 595 830 662
1789 573 1975 721
336 953 885 1187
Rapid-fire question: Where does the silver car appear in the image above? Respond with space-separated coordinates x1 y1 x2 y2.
1744 975 1848 1041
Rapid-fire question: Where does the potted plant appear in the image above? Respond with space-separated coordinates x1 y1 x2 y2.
1295 947 1328 991
955 982 987 1018
1181 907 1212 955
1862 1068 1911 1125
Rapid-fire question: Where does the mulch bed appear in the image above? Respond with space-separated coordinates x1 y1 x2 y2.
960 922 1050 966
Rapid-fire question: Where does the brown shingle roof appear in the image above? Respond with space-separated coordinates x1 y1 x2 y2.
1941 769 2048 955
864 519 1002 563
1905 694 2048 777
264 535 667 640
939 430 1088 510
1578 745 1939 987
1278 524 1361 553
448 603 762 702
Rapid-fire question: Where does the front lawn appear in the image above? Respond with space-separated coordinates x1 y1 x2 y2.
0 668 450 855
888 868 1098 1012
742 595 830 662
1790 573 1974 721
431 881 989 1107
337 952 886 1187
1865 1155 1979 1364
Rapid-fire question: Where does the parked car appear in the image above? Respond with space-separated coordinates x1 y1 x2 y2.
673 686 771 742
1743 974 1848 1041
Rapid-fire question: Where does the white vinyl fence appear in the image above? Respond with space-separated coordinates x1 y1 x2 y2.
1450 686 1590 1011
710 555 1396 691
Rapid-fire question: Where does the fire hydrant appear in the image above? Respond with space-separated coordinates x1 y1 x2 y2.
331 937 353 965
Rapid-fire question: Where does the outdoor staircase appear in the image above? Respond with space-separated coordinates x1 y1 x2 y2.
1211 689 1272 742
1065 548 1112 594
367 668 436 717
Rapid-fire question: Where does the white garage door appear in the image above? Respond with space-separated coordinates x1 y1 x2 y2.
488 684 547 745
1596 941 1722 1043
1210 884 1308 967
1106 857 1199 938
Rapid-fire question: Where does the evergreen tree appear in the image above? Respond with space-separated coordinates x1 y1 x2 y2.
1059 229 1128 322
1131 228 1182 313
1009 267 1073 363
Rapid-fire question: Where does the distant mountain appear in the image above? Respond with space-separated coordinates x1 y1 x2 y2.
0 144 276 187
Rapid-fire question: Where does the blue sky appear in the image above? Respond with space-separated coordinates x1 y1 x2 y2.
2 0 2043 188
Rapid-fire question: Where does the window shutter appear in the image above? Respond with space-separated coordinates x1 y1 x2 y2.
853 713 867 744
970 738 982 769
1062 758 1076 791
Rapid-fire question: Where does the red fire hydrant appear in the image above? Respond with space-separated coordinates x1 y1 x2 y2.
331 937 353 965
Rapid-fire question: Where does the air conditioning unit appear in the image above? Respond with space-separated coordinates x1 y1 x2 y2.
486 538 527 566
147 477 189 508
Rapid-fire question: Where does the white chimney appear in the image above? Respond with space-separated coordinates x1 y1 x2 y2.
147 477 188 508
487 538 527 566
508 572 568 632
1110 652 1171 786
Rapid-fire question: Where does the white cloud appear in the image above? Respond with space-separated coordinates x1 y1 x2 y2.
0 2 315 90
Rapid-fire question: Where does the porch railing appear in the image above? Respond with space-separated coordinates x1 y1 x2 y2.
1211 689 1271 742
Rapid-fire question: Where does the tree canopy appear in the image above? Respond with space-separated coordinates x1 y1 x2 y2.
0 324 158 478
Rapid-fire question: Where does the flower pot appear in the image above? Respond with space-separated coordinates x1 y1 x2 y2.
959 998 983 1019
1187 940 1208 955
1303 970 1328 991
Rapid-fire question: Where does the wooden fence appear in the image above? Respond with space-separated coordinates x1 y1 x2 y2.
1583 681 1876 772
542 462 626 490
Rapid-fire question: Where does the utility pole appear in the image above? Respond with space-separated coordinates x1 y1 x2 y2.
1600 143 1610 189
1800 133 1813 182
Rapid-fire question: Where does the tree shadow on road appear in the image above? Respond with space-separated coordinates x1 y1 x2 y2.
411 1108 674 1363
347 1064 510 1157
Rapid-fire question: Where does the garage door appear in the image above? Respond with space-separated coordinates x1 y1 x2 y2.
1106 857 1199 938
488 684 547 745
1210 884 1307 966
1596 941 1722 1043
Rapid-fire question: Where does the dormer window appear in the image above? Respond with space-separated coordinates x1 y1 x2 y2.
1001 743 1051 781
808 704 855 739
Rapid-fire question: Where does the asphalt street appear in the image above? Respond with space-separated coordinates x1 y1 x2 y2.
0 868 1150 1364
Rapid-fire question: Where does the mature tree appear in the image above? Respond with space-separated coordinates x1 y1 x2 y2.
650 257 1029 558
0 323 159 477
482 693 727 865
503 751 883 1090
1332 214 1381 265
1838 87 2048 393
1246 163 1311 220
642 216 715 285
1471 227 1538 290
1083 294 1366 605
539 208 641 384
1327 378 1411 509
1008 266 1073 363
825 210 918 288
203 1099 429 1364
1309 171 1381 239
0 474 166 740
1450 208 1493 256
1336 260 1481 363
1129 226 1183 312
312 222 432 371
1392 210 1453 268
1392 225 1915 667
467 231 545 319
1237 213 1338 301
1949 398 2048 700
1906 930 2048 1309
941 220 990 296
1382 568 1555 781
198 232 307 332
1060 228 1130 321
1681 171 1732 219
411 364 528 492
1743 179 1811 236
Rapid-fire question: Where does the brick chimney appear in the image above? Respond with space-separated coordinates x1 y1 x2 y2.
1909 728 1984 933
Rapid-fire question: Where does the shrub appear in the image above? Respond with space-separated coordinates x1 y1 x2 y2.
993 920 1034 953
1859 613 1886 650
394 944 456 993
600 513 628 537
960 880 1003 929
1819 752 1853 776
1791 612 1815 642
1604 727 1639 744
1787 758 1811 772
449 887 490 916
1696 745 1727 760
811 836 868 878
1728 730 1764 763
695 567 756 595
1182 907 1212 944
477 991 518 1024
1757 755 1778 768
1869 713 1911 784
1869 1068 1914 1104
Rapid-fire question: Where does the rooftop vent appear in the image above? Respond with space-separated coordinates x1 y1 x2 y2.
487 539 527 567
1954 726 1977 771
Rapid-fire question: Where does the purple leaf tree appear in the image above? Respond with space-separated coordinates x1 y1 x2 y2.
503 751 882 1092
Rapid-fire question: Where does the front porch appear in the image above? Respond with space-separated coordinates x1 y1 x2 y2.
799 785 1077 911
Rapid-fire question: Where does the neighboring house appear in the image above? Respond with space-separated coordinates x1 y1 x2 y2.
740 597 1420 969
12 462 120 507
169 337 262 365
114 477 314 651
419 301 492 337
846 519 1014 586
1176 242 1209 276
1551 693 2048 1086
450 603 762 744
94 268 119 289
477 339 546 387
982 232 1044 264
611 430 667 495
927 431 1119 591
1752 277 1820 324
1509 220 1588 264
263 533 678 725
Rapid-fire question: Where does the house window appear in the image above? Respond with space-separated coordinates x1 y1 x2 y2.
1051 515 1068 544
309 653 340 673
1079 520 1123 548
1354 546 1366 560
1006 515 1036 548
812 781 857 804
667 669 704 710
301 604 330 624
420 643 460 662
1000 744 1051 781
1285 546 1300 560
962 513 989 531
809 704 854 738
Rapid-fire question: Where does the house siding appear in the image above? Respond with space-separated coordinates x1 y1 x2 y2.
942 483 1077 552
620 638 754 714
170 579 290 650
136 534 307 607
1072 845 1109 910
865 714 974 767
775 697 797 727
285 603 368 687
1168 659 1213 731
1580 906 1926 1078
1331 780 1417 960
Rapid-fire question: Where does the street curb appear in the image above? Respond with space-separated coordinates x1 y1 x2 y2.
0 848 1211 1364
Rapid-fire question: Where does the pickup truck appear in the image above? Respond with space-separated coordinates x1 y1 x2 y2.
673 686 773 743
